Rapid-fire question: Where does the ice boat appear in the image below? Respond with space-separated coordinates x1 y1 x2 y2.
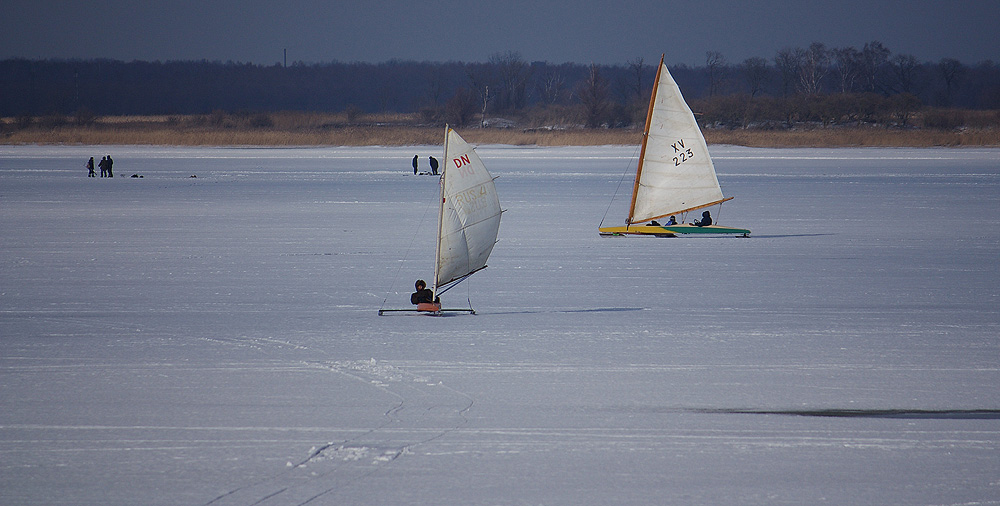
379 126 502 315
599 55 750 237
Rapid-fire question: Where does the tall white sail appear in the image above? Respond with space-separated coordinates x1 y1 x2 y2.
630 61 725 224
433 128 502 291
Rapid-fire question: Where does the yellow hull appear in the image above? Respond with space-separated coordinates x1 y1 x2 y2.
599 224 750 237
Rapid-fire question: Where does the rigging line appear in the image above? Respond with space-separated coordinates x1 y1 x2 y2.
464 270 474 311
435 268 481 296
599 142 642 227
379 200 434 311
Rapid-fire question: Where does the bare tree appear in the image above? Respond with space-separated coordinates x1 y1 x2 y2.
797 42 830 95
465 63 495 126
938 58 964 106
832 46 863 93
423 67 448 108
890 54 920 94
741 57 768 97
536 70 566 104
774 48 800 97
627 57 646 101
489 51 530 113
861 41 891 93
706 51 727 96
578 64 610 128
444 87 479 127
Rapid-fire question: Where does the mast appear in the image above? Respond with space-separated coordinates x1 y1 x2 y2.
626 54 665 226
432 125 449 297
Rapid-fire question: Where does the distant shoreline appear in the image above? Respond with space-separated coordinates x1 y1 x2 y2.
3 113 998 148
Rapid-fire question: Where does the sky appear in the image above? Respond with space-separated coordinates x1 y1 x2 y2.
1 0 997 67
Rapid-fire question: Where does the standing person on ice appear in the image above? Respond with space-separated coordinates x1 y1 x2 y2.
412 154 419 174
428 156 439 175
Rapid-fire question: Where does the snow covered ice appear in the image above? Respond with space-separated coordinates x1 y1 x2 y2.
1 143 998 505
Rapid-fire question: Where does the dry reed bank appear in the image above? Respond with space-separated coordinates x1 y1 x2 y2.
3 111 998 147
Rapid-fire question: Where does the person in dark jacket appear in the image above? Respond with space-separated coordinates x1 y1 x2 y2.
87 157 96 177
412 154 419 174
693 211 712 227
410 279 439 304
99 156 107 177
106 155 114 177
428 156 439 175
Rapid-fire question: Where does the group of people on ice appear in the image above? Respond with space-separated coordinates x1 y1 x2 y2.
411 155 439 175
86 155 115 177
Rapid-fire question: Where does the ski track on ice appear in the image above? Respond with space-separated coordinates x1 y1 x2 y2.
203 358 473 506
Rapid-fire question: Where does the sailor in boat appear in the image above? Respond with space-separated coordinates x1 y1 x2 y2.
665 215 677 226
693 211 712 227
410 279 439 305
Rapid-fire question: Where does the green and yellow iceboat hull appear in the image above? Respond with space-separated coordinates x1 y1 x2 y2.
599 224 750 237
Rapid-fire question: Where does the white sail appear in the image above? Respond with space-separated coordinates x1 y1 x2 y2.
434 128 502 291
630 60 725 224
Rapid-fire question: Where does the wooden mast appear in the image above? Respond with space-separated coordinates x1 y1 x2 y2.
431 124 449 299
626 54 665 226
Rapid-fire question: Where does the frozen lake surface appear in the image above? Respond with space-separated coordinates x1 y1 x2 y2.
2 143 999 505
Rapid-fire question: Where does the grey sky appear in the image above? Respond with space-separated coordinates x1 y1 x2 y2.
2 0 997 66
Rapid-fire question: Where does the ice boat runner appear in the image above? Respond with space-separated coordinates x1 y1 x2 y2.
379 126 502 315
599 55 750 237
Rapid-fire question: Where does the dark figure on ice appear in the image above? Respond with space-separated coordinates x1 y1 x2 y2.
428 156 439 175
106 155 114 177
693 210 712 227
412 154 419 175
87 157 96 177
98 156 108 177
410 279 439 305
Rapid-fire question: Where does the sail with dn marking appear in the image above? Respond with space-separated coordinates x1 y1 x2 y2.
433 127 502 292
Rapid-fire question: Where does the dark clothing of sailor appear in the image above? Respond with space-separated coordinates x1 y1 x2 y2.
410 279 439 304
411 288 436 304
665 216 676 226
693 211 712 227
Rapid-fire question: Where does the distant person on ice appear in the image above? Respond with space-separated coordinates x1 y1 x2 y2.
98 156 108 177
106 155 114 177
428 156 439 175
693 211 712 227
412 154 419 175
410 279 439 305
86 157 96 177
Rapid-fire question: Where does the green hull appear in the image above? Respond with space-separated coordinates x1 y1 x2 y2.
599 224 750 237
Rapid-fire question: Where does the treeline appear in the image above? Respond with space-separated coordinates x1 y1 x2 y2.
2 41 999 130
